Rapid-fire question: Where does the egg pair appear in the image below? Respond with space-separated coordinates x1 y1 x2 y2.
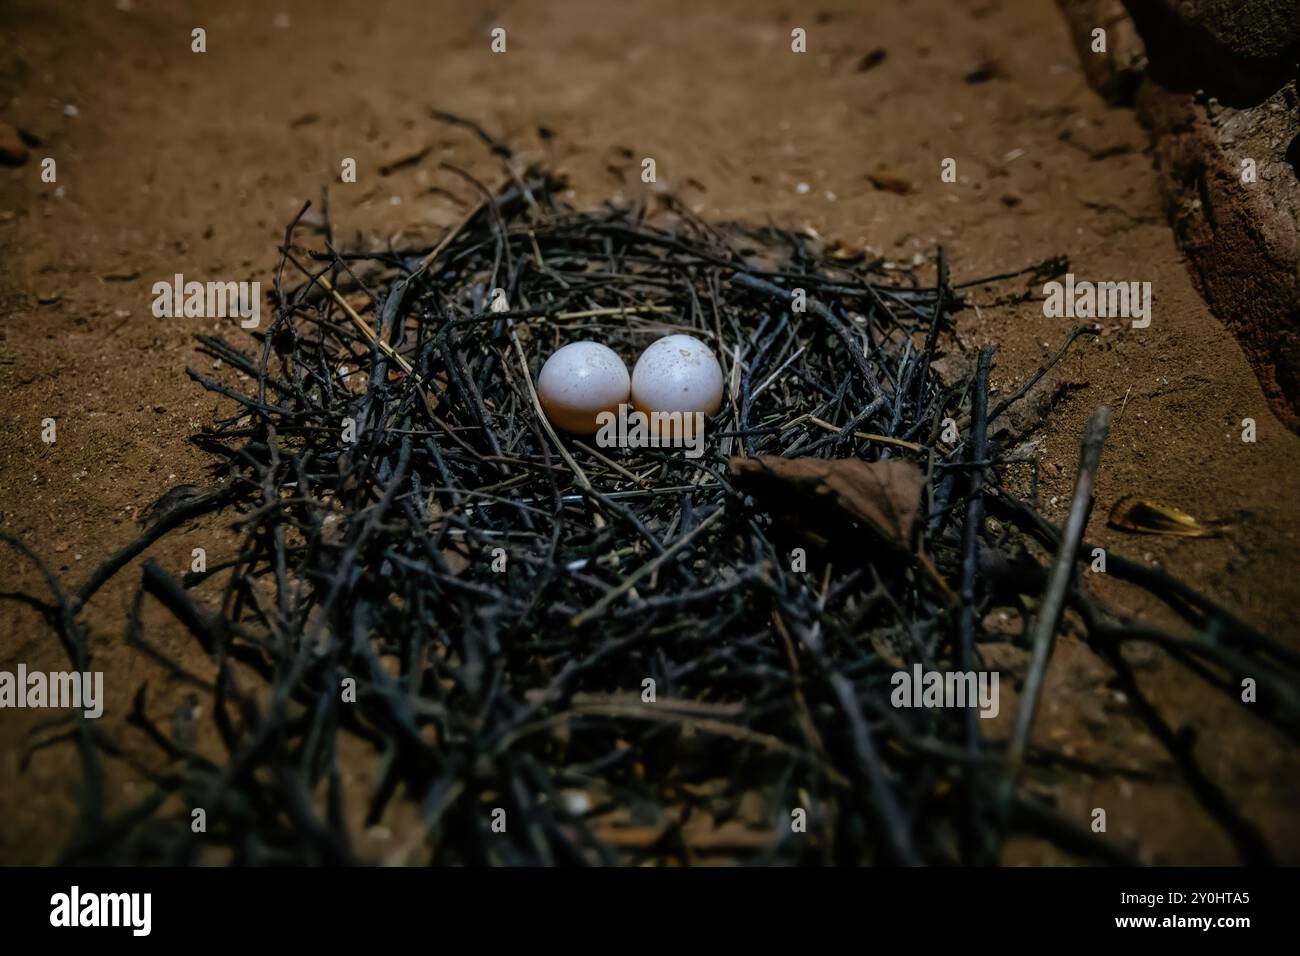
537 334 724 435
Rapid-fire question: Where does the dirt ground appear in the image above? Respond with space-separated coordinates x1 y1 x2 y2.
1 0 1296 865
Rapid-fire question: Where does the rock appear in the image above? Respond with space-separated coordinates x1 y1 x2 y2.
1126 0 1300 106
867 168 912 195
1138 79 1300 432
1054 0 1147 104
1055 0 1300 433
0 120 30 166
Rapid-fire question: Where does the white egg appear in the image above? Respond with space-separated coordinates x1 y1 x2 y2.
537 340 630 434
631 335 724 428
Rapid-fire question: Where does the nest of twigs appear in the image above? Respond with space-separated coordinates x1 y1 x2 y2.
18 141 1299 866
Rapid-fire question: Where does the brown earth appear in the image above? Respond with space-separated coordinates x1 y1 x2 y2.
0 0 1297 865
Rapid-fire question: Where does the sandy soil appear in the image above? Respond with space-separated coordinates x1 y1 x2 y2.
1 0 1296 864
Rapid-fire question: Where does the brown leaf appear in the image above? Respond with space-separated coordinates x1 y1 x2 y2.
1107 495 1210 537
728 455 926 549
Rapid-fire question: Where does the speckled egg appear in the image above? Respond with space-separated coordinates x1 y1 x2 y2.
537 340 631 434
631 334 724 422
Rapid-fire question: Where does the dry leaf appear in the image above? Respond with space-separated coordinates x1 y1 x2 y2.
728 455 926 549
1107 495 1210 537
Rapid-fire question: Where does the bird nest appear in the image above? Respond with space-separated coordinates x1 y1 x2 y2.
19 146 1297 866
